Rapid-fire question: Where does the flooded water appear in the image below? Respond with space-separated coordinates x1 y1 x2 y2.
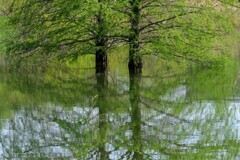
0 59 240 159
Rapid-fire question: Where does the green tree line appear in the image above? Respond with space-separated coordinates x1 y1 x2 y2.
0 0 239 75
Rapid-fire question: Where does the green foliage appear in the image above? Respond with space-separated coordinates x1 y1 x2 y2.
0 17 16 55
124 0 238 66
4 0 124 64
1 0 239 68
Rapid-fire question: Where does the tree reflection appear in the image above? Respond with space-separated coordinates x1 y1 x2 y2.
97 72 109 160
1 66 240 159
129 72 143 160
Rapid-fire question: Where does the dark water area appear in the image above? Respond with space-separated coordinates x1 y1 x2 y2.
0 61 240 159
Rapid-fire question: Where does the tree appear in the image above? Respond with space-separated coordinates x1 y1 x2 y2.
121 0 238 74
3 0 239 76
5 0 123 79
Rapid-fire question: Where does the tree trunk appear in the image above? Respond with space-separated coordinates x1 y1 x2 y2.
128 58 142 75
96 48 108 88
128 0 142 75
96 1 108 88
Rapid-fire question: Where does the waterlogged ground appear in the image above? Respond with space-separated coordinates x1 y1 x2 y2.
0 61 240 160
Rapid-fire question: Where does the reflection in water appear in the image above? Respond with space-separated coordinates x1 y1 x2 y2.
129 72 143 160
97 72 109 160
0 65 240 159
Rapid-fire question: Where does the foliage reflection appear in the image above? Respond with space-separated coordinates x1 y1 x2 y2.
0 64 240 159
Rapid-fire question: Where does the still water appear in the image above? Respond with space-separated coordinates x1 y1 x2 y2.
0 60 240 159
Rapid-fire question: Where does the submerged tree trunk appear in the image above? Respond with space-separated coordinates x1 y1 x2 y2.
128 0 142 75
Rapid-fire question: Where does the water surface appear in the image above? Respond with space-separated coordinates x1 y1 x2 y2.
0 62 240 160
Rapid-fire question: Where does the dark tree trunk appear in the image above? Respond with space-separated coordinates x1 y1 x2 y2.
128 58 142 75
96 49 108 75
96 1 108 88
128 0 142 75
96 48 108 88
